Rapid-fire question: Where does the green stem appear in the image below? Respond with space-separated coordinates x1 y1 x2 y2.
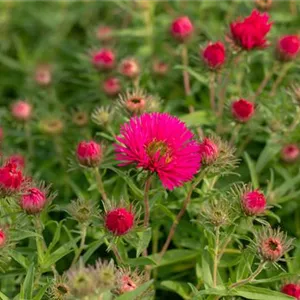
94 167 108 203
71 224 87 266
213 226 220 288
269 63 292 96
209 72 216 112
229 261 267 289
143 175 152 228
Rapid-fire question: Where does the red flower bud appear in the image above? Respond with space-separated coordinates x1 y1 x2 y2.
119 58 140 79
103 77 121 96
105 208 134 236
199 138 219 164
281 144 300 163
92 49 115 70
76 141 102 167
171 16 193 42
277 35 300 61
7 154 25 169
231 99 255 122
35 64 52 86
202 42 226 70
0 229 7 248
230 9 272 50
20 187 47 214
281 283 300 299
0 163 24 195
11 101 32 121
242 190 266 216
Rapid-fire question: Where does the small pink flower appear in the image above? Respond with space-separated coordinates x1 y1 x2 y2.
92 49 115 70
0 163 24 195
152 61 169 76
115 112 201 190
0 229 6 248
281 283 300 299
35 64 52 86
231 99 255 122
230 9 272 50
103 77 121 96
242 190 267 216
20 187 47 214
120 275 137 293
277 35 300 61
7 154 25 169
281 144 300 163
202 42 226 70
96 25 113 42
119 58 140 79
105 208 134 236
199 138 219 164
171 16 194 42
11 101 32 121
76 140 102 167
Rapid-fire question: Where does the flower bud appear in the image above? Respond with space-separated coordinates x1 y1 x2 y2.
119 58 140 79
199 138 219 165
241 190 267 216
0 229 7 248
68 199 98 224
40 119 64 135
277 35 300 61
171 16 193 42
105 208 134 236
92 49 115 70
0 163 24 195
72 111 89 127
96 25 113 42
152 60 169 76
11 101 32 121
20 187 47 214
76 141 102 168
91 106 113 127
34 64 52 86
255 0 272 11
7 154 25 169
281 283 300 299
202 42 226 70
103 77 121 96
281 144 300 163
231 99 255 122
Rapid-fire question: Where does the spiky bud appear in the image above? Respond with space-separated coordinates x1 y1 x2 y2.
202 42 226 70
281 282 300 299
241 189 267 216
105 208 134 236
255 227 294 262
67 198 98 224
103 77 121 96
281 144 300 163
11 100 32 121
40 119 64 135
72 111 89 127
277 35 300 62
231 99 255 123
34 64 52 86
170 16 193 42
20 187 47 214
255 0 272 11
199 138 219 165
119 58 140 79
92 49 115 70
76 140 103 168
152 60 169 76
91 106 113 127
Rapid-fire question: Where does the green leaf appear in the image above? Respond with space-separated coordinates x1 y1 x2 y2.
201 250 213 288
8 250 29 269
256 142 281 174
127 257 157 267
160 281 191 300
244 152 259 189
47 221 63 253
116 280 153 300
0 291 10 300
136 229 152 257
174 65 208 85
235 250 255 281
33 282 52 300
20 263 35 300
180 111 215 127
83 238 105 263
10 229 42 241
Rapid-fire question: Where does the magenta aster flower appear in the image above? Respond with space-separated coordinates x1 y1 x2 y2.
115 112 201 190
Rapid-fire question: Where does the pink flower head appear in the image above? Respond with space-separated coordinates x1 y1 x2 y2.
115 112 201 190
281 144 300 163
11 100 32 121
119 58 140 79
202 42 226 70
103 77 121 96
231 99 255 122
35 64 52 86
76 140 102 168
230 9 272 50
92 49 115 70
105 208 134 236
20 187 47 214
96 25 113 42
242 190 267 216
7 154 25 169
0 162 24 195
281 283 300 299
152 60 169 76
0 229 6 248
120 275 137 293
171 16 194 42
277 35 300 61
199 138 219 164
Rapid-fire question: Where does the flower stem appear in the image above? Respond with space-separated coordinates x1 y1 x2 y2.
159 171 205 258
209 72 216 112
71 224 87 266
181 44 193 113
229 261 267 289
213 226 220 288
94 167 108 203
143 175 152 228
112 244 123 263
269 63 292 97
